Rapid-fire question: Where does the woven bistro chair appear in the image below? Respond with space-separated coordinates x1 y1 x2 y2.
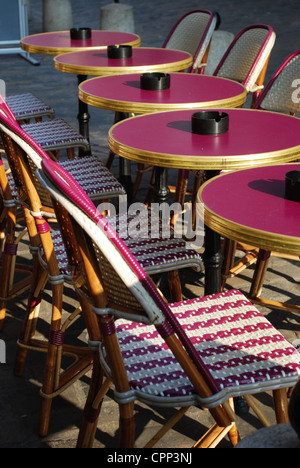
6 92 55 123
212 24 276 106
38 158 300 449
5 93 89 160
163 9 217 74
222 50 300 315
0 94 125 330
0 100 203 436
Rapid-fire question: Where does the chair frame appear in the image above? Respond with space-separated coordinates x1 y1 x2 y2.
0 95 204 437
213 24 276 106
162 9 217 73
38 157 300 448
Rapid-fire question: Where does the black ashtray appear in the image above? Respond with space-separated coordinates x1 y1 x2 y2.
285 170 300 202
70 28 92 40
107 45 132 59
191 111 229 135
140 73 171 91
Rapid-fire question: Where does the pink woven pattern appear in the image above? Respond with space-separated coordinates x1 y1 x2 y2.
6 93 55 120
22 119 89 150
106 289 300 399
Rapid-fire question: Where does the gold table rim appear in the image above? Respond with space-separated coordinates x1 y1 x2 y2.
197 166 300 256
53 47 193 76
79 74 247 113
21 30 141 55
108 109 300 171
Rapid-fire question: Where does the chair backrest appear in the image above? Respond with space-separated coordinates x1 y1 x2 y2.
213 24 276 95
0 94 54 209
38 158 224 402
254 50 300 115
163 10 217 73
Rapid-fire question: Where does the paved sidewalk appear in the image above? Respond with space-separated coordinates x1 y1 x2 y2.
0 0 300 449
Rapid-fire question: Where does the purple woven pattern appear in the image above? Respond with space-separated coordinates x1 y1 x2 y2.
21 119 89 150
6 172 19 199
60 156 125 198
6 93 54 120
39 230 70 276
103 290 300 399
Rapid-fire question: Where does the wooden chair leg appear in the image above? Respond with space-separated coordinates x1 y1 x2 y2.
248 249 271 301
119 401 135 448
221 238 237 290
273 388 289 424
0 205 17 330
77 368 111 448
38 282 64 437
14 263 48 375
168 270 183 302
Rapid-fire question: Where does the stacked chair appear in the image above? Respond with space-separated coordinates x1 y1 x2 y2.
0 94 125 332
36 157 300 448
222 50 300 316
0 96 203 436
6 92 55 123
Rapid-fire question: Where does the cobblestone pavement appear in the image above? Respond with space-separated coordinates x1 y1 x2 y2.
0 0 300 449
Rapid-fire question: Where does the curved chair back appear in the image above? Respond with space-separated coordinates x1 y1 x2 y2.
213 24 276 103
163 10 217 73
254 50 300 115
38 158 222 396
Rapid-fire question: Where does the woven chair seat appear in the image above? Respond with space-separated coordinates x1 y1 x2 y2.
101 289 300 408
105 209 203 274
60 156 125 200
21 119 89 153
5 154 125 202
6 93 55 122
41 220 202 281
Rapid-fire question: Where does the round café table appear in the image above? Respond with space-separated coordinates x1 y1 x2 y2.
21 30 141 55
54 47 192 150
78 73 247 113
108 108 300 294
79 73 247 197
199 163 300 313
21 30 141 149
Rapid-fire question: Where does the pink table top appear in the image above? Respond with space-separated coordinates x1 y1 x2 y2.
79 73 247 113
199 163 300 254
54 47 193 76
108 108 300 170
21 30 141 55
